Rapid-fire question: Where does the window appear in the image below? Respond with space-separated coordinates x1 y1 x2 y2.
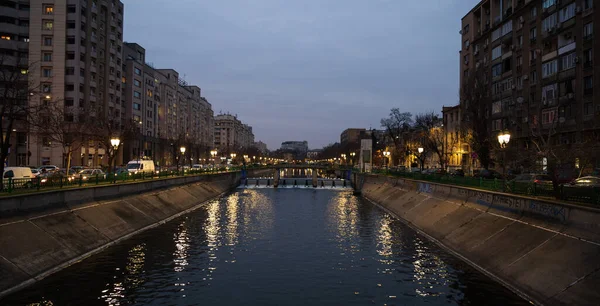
67 5 76 13
561 52 576 71
517 75 524 90
43 5 53 14
492 46 502 60
134 67 141 75
66 52 75 60
133 103 141 110
542 60 558 78
134 79 140 87
559 104 572 119
531 7 537 18
584 102 593 116
542 108 558 124
65 84 75 91
584 76 593 94
65 98 74 106
492 63 503 77
559 3 576 22
542 13 557 32
559 79 575 96
517 35 523 47
463 24 469 35
584 23 593 39
42 52 52 62
42 68 52 77
530 70 537 84
492 21 513 41
492 101 502 114
67 36 75 44
65 67 74 75
530 27 537 41
503 57 512 72
542 83 557 103
542 0 556 9
584 0 593 10
43 36 52 46
133 91 141 98
67 21 75 29
43 20 53 30
492 119 503 131
584 49 593 66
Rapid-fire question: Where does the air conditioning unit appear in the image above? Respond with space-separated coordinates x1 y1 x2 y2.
511 45 516 51
573 57 580 64
542 97 547 105
523 75 529 80
474 49 479 55
512 85 517 90
523 117 528 123
459 30 463 35
567 93 574 99
576 6 582 14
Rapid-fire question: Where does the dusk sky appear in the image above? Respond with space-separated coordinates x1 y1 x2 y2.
124 0 479 150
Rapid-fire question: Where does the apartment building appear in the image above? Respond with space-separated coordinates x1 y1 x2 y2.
442 105 473 170
340 128 366 145
213 114 255 154
28 0 124 167
460 0 598 166
0 0 30 167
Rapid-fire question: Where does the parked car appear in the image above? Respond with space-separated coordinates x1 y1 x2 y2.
474 169 504 180
31 169 40 177
450 169 465 177
509 174 553 185
126 160 155 174
37 165 59 173
567 176 600 188
73 169 106 181
3 167 35 188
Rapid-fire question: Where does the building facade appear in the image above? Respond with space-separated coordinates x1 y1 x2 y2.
28 0 124 167
460 0 598 170
254 141 268 154
213 114 254 155
340 128 366 145
442 105 472 170
0 0 30 167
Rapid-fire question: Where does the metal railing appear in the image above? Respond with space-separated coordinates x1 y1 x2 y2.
372 170 600 205
0 166 266 195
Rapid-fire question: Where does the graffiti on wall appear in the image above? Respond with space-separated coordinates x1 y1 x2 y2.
528 201 568 222
418 182 433 194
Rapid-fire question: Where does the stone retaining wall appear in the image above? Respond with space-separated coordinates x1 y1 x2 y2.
359 174 600 306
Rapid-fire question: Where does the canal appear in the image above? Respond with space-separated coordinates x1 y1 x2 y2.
2 188 529 305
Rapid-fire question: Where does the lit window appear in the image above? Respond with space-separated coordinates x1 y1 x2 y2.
1 36 10 41
44 5 54 14
43 20 53 30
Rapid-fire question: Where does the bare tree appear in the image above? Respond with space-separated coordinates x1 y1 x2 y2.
29 102 88 172
88 111 138 173
414 112 446 169
380 108 413 153
461 68 492 169
0 53 37 188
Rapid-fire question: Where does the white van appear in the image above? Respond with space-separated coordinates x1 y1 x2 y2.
3 167 34 188
126 160 155 174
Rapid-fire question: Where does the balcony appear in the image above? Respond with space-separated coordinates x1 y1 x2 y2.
558 68 575 81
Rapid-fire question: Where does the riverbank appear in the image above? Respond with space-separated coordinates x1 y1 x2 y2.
0 170 273 298
357 174 600 306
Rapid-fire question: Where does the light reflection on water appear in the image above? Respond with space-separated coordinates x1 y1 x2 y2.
5 189 528 306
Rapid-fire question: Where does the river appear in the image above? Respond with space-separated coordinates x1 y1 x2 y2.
2 188 529 305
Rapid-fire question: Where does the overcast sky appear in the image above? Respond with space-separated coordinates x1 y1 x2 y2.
124 0 479 150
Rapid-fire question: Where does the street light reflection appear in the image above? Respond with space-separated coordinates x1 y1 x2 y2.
376 214 394 263
173 222 190 272
411 237 451 297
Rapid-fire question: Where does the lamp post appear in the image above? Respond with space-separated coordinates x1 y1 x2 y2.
383 151 390 170
110 137 120 183
350 152 356 166
210 149 217 172
180 146 186 175
417 147 424 172
497 130 511 178
341 154 346 166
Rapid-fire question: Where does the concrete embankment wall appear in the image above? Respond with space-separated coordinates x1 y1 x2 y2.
0 170 258 298
359 174 600 306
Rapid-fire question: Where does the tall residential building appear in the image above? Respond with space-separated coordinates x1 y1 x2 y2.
460 0 598 167
0 0 30 167
28 0 124 167
213 113 254 154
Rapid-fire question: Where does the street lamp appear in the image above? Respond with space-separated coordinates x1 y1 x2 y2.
230 153 236 165
341 154 346 166
210 149 217 170
497 130 511 178
383 151 390 170
350 152 356 166
110 137 120 183
417 147 424 172
180 146 186 175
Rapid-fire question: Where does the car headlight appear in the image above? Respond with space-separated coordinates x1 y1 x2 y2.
83 176 87 180
41 179 47 183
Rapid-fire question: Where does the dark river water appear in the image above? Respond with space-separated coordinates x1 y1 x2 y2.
2 188 529 306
